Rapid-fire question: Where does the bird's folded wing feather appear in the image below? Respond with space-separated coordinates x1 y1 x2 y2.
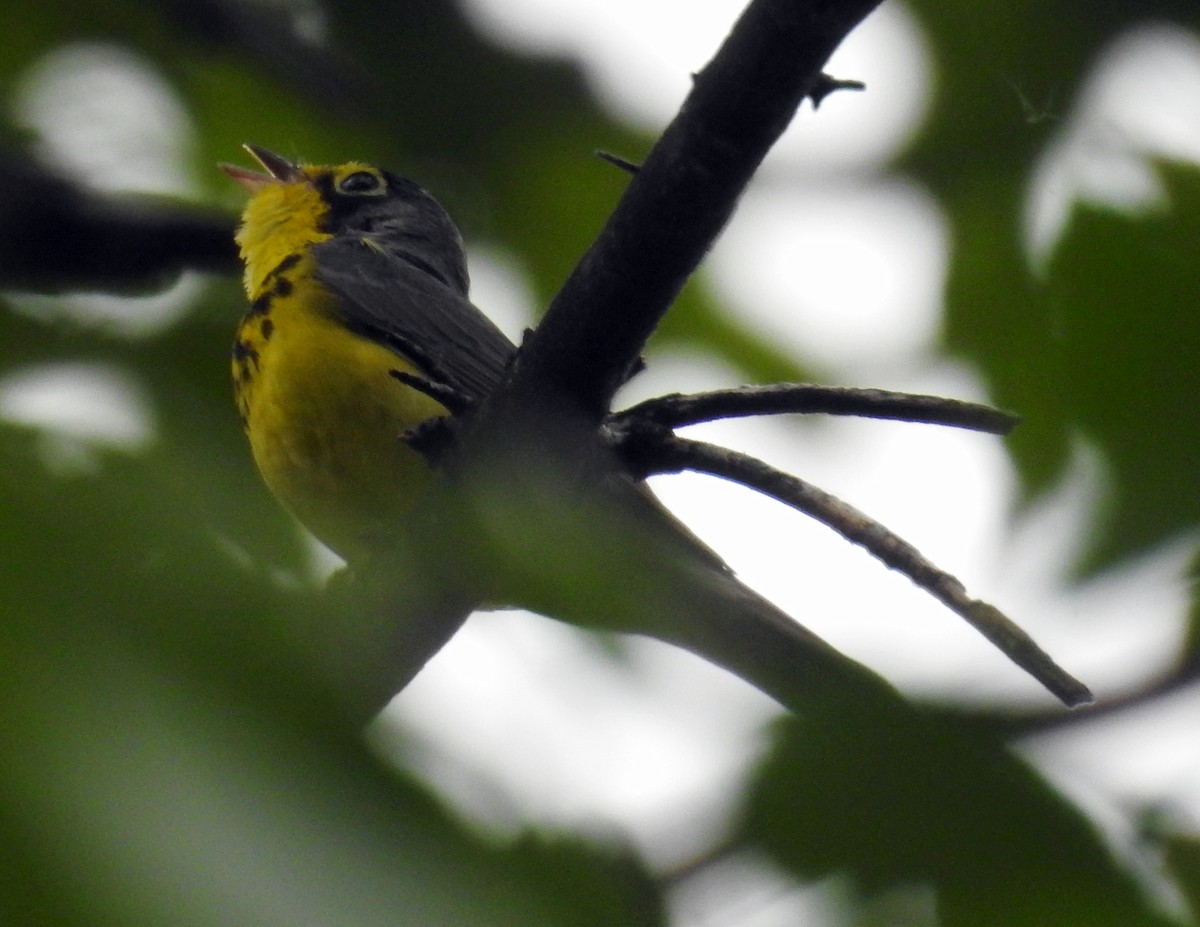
313 238 516 403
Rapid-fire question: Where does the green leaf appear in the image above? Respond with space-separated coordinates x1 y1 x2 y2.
743 707 1172 927
905 1 1200 572
948 162 1200 570
0 429 664 927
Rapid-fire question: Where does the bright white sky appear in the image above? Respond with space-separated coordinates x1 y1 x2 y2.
5 4 1200 924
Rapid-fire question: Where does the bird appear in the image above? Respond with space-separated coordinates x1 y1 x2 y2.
222 145 1090 713
224 146 515 567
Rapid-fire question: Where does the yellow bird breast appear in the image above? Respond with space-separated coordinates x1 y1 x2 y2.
232 253 448 564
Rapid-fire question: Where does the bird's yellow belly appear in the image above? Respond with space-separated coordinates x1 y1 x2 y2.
233 274 448 564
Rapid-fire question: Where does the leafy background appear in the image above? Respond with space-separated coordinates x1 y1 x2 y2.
1 1 1198 925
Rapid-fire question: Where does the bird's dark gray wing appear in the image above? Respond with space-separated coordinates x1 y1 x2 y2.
312 237 516 403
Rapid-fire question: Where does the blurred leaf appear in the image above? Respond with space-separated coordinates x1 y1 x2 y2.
904 0 1200 571
1187 548 1200 660
3 2 1200 925
0 280 309 568
1161 828 1200 920
507 835 666 927
0 622 666 927
946 161 1200 571
743 707 1173 927
0 429 665 927
905 1 1199 186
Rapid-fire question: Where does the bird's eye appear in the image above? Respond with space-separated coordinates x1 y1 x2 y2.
337 171 384 195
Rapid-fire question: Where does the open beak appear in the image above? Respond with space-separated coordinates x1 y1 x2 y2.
220 144 305 192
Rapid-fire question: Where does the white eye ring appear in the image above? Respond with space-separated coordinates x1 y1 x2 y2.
337 171 384 195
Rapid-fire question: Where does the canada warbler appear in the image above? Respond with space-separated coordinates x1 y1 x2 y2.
224 146 514 565
222 146 1090 711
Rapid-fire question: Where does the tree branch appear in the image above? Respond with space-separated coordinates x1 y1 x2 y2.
613 384 1020 435
634 433 1092 707
0 145 238 292
509 0 886 416
373 0 904 718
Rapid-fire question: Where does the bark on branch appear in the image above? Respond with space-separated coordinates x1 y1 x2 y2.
509 0 887 415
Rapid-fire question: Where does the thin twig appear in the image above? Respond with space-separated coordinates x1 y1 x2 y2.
808 72 867 108
615 384 1020 434
595 150 641 175
640 433 1093 707
988 653 1200 735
